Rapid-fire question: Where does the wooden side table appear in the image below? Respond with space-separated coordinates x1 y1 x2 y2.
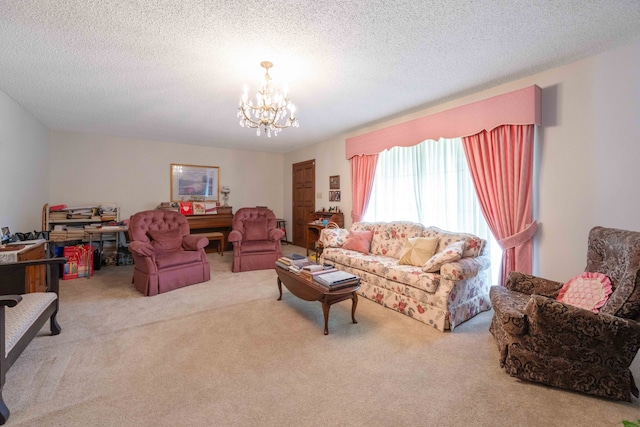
0 241 47 292
276 219 288 244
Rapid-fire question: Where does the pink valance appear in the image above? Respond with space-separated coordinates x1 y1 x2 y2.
345 85 542 159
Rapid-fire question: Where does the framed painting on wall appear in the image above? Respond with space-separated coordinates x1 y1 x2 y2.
329 175 340 189
170 164 220 202
329 190 341 202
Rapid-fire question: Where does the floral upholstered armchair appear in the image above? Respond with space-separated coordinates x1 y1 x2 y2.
489 226 640 401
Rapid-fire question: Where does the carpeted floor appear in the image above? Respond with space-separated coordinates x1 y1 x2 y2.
5 245 639 426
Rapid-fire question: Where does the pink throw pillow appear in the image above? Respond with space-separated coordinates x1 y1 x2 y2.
557 272 612 313
244 219 269 241
342 230 374 254
148 229 183 253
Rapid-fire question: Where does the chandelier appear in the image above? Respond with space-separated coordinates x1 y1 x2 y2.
237 61 299 137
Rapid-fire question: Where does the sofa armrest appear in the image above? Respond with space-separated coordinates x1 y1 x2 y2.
505 272 564 297
228 230 242 244
268 228 284 242
525 294 640 364
440 256 490 281
129 241 156 257
182 235 208 250
489 286 529 335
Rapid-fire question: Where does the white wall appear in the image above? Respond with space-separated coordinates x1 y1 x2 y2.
0 89 50 233
49 131 284 220
285 39 640 283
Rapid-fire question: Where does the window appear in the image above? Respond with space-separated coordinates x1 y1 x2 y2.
363 137 500 285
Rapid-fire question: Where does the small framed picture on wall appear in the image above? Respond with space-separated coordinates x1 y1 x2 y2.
329 175 340 189
329 190 341 202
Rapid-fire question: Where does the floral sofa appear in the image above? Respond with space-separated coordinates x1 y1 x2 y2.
319 221 491 331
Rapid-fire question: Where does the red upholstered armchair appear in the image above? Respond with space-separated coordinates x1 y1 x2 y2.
128 210 211 296
228 207 284 272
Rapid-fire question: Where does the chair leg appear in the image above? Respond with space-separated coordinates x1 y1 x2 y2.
0 389 9 425
50 311 61 335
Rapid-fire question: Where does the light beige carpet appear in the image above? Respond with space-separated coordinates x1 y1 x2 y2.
6 245 640 426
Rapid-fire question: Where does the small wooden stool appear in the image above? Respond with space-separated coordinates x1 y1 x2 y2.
197 232 224 256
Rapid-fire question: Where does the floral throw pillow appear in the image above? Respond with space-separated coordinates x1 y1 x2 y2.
321 228 349 248
557 272 612 313
398 237 439 267
342 230 374 254
422 241 465 273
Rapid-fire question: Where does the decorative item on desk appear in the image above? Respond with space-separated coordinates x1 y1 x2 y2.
204 202 218 214
1 227 10 244
221 186 231 207
192 202 206 215
179 202 193 215
322 219 329 226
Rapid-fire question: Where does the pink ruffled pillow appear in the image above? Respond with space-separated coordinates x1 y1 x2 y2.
342 230 374 254
557 272 612 313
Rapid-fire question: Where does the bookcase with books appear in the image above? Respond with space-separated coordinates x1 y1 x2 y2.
42 203 124 267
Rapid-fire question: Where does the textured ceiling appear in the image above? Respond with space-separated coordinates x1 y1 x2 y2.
1 1 639 153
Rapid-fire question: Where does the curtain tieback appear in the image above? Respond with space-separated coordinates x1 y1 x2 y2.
497 221 538 250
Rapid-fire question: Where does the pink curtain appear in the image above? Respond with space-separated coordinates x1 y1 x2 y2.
462 124 537 286
349 154 378 223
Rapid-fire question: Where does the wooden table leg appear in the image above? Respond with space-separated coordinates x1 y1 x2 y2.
322 298 330 335
277 277 283 301
351 292 358 324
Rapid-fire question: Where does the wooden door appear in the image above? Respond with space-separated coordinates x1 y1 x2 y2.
292 160 315 247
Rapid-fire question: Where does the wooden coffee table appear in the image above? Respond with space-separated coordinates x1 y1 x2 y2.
275 265 360 335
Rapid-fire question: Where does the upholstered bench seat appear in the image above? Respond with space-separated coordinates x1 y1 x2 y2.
4 293 57 356
194 232 224 256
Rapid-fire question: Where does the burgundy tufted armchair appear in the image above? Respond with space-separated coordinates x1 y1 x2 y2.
228 207 284 272
128 210 211 296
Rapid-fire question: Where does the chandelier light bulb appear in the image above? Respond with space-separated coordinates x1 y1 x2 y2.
238 61 299 136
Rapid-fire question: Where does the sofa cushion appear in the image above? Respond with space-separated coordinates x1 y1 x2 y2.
148 229 183 254
398 237 439 267
557 272 612 313
155 250 203 269
343 230 374 254
384 264 441 293
423 241 465 273
240 240 277 253
244 219 269 241
370 221 428 258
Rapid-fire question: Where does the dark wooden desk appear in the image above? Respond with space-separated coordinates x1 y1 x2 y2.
305 223 325 256
186 207 233 251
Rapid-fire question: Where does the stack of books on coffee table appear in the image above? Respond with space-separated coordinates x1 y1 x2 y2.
276 254 312 272
299 263 337 281
313 270 360 290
